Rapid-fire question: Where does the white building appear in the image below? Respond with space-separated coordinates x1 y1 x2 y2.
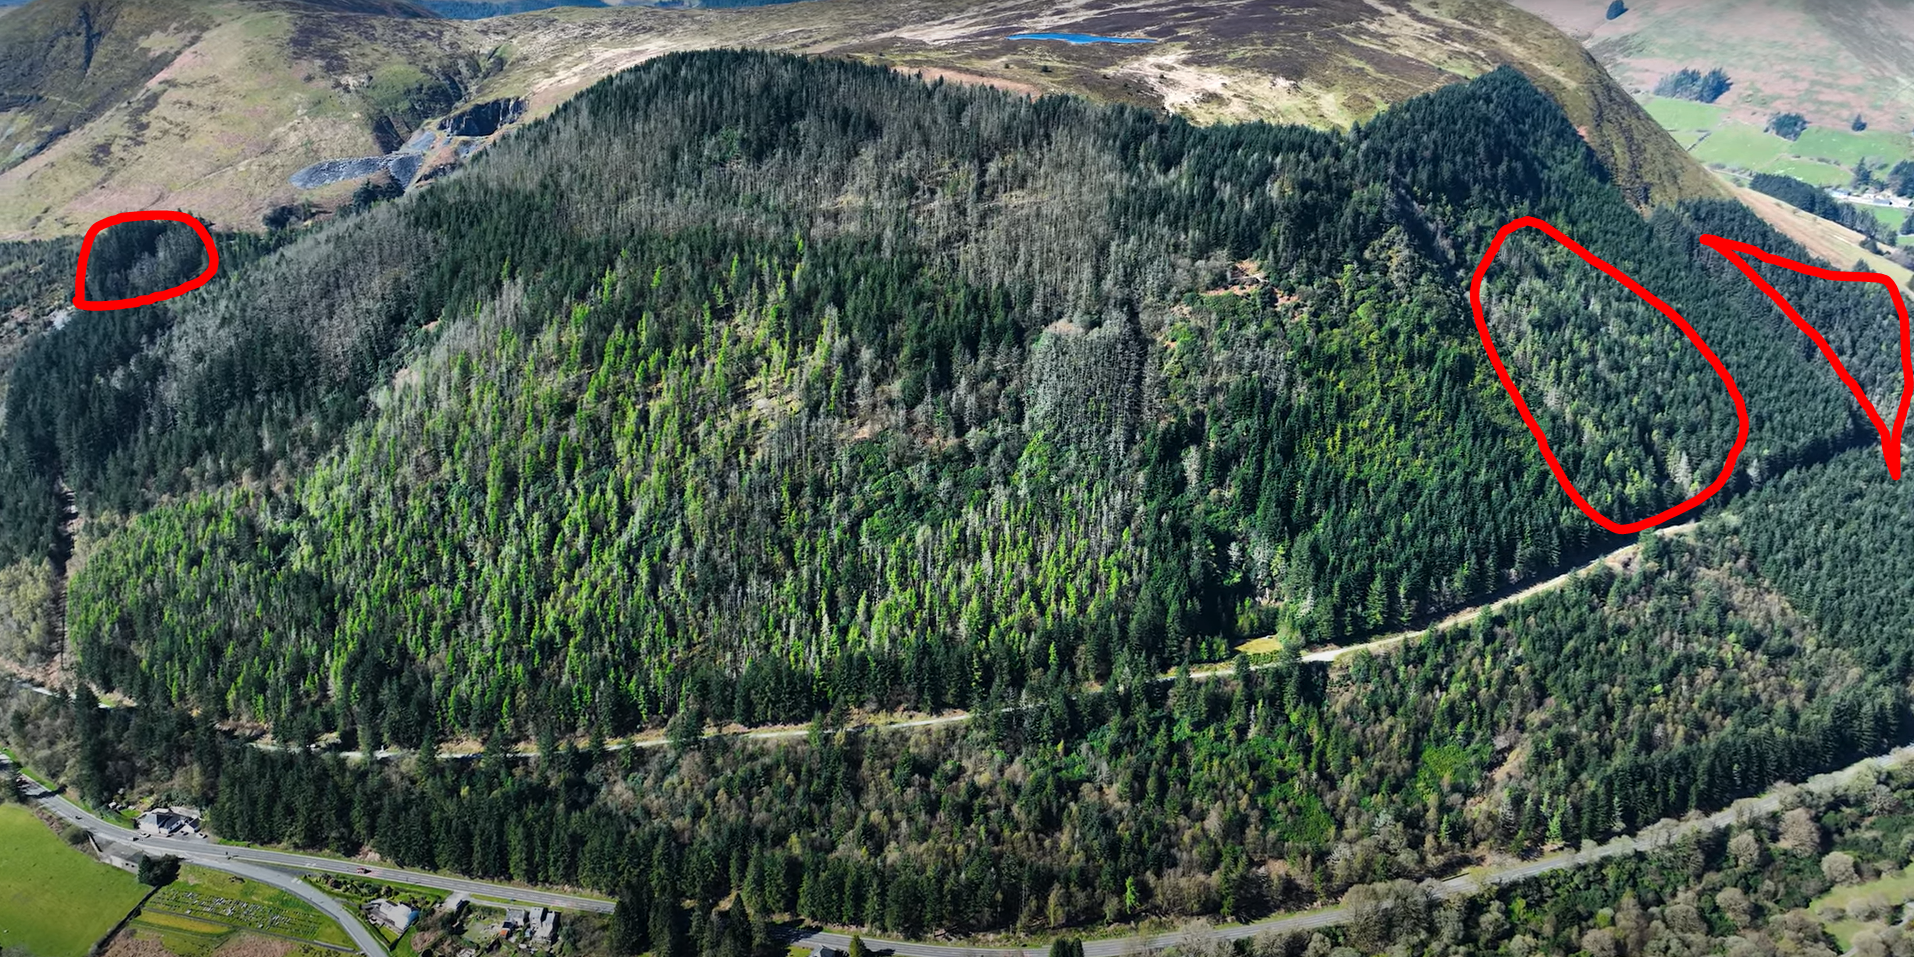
366 898 418 932
97 840 144 873
134 806 202 838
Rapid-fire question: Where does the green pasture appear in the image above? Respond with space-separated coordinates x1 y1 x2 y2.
1641 95 1726 133
1812 870 1914 950
1691 122 1786 168
1765 157 1854 186
1792 127 1914 167
0 804 149 957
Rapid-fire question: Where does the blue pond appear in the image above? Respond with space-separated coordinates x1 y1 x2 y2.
1006 32 1157 44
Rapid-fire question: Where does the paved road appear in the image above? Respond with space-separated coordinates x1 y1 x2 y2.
796 741 1914 956
33 789 615 949
31 741 1914 957
1827 188 1914 211
96 836 391 957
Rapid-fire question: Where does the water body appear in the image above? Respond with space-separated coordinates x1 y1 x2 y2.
417 0 812 17
1006 32 1157 44
417 0 605 18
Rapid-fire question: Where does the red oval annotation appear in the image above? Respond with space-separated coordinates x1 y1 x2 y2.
71 210 219 311
1468 216 1751 535
1698 234 1913 480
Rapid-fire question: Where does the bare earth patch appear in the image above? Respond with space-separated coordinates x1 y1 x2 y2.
2 0 1718 236
101 928 177 957
899 66 1041 97
1729 181 1914 288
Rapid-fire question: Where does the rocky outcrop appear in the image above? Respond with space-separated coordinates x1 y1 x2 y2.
289 96 524 192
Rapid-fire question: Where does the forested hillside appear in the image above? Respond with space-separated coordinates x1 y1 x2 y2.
15 441 1914 945
7 53 1914 946
0 52 1892 749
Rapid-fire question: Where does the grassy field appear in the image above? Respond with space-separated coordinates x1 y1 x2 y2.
135 866 357 952
1668 128 1707 149
1859 203 1912 231
1765 157 1854 187
1792 127 1914 168
1515 0 1914 149
0 803 150 957
1641 95 1910 243
126 911 242 957
1641 94 1913 185
1690 121 1787 169
1812 871 1914 950
1232 636 1284 655
1641 96 1725 133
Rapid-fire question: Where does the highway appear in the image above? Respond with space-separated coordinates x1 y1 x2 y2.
107 845 393 957
31 787 614 957
35 740 1914 957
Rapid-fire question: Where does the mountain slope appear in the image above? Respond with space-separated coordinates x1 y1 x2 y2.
0 0 481 236
474 0 1723 203
1514 0 1914 135
7 51 1912 947
4 52 1877 746
0 0 1720 238
1511 0 1914 281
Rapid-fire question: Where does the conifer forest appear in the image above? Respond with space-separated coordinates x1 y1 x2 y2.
4 49 1914 956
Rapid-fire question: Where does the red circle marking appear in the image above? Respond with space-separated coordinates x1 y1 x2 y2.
1468 216 1750 535
71 210 219 311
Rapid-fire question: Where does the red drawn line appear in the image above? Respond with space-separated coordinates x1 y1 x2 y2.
1698 234 1912 480
1468 216 1750 535
72 210 219 311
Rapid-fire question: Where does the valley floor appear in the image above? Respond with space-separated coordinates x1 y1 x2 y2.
23 726 1914 957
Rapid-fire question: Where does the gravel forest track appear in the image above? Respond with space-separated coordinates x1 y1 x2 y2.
8 523 1697 760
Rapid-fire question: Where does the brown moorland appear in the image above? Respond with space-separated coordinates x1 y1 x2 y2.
0 0 1719 238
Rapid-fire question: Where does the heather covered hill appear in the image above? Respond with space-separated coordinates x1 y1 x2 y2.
0 0 1718 238
0 52 1881 748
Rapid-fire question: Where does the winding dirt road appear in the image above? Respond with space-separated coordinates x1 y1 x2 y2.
88 524 1701 762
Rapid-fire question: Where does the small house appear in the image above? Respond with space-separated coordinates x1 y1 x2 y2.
366 898 418 932
98 841 144 872
135 806 201 838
